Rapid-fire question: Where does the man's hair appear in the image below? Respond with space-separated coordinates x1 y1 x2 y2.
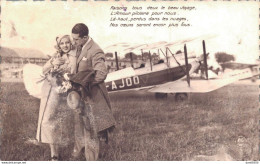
72 23 89 38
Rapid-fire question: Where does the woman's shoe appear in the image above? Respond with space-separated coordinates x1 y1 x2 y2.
50 156 59 161
70 147 83 161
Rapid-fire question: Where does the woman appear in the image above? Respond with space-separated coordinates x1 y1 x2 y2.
36 35 76 161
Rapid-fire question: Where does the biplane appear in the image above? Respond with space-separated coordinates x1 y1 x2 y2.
103 36 259 100
23 35 259 100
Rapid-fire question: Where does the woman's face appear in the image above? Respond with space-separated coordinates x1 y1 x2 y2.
59 37 71 53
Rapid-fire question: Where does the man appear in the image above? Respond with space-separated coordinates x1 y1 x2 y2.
70 23 116 161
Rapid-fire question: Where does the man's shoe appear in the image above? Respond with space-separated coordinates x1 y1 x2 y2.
98 130 108 144
69 154 82 161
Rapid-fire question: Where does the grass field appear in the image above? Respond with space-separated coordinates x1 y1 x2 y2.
0 82 258 161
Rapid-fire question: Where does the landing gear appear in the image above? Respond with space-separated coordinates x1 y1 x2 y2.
175 93 188 101
154 92 188 101
155 93 168 99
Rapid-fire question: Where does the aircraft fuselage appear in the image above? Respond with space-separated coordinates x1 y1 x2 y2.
105 64 191 92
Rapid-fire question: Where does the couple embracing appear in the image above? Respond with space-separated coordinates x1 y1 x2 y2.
36 23 116 161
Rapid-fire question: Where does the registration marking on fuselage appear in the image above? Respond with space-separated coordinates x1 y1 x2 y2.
106 76 140 91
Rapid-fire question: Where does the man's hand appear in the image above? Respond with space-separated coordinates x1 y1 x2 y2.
51 58 65 66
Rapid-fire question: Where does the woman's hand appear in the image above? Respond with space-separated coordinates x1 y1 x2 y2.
63 73 70 81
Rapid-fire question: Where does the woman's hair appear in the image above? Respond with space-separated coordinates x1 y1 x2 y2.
54 35 75 54
72 23 89 38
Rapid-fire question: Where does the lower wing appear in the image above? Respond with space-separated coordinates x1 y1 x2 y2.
148 67 257 93
148 77 238 93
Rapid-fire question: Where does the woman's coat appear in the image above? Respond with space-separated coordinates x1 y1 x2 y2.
36 52 76 145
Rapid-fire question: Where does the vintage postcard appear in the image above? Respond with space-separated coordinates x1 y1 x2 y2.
0 0 259 162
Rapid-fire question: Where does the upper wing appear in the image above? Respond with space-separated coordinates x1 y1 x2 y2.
148 77 238 93
23 64 44 99
104 34 217 54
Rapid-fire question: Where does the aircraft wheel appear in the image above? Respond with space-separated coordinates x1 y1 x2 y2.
175 93 188 101
155 93 168 99
251 77 256 82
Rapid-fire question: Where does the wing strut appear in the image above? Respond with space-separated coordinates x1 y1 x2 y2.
167 47 186 74
202 40 208 80
184 44 190 86
165 48 169 67
149 51 153 71
160 48 170 67
141 49 144 61
115 51 119 71
130 52 134 68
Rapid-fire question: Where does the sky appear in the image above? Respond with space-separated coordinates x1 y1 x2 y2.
1 1 259 63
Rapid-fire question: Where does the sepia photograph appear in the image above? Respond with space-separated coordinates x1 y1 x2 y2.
0 1 259 161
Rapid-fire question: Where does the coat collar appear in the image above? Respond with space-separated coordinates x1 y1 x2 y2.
68 48 77 57
77 37 93 64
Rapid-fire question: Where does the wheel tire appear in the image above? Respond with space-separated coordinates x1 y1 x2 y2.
155 93 168 99
175 93 188 101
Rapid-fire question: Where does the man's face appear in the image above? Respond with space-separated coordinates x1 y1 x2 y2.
71 33 87 47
